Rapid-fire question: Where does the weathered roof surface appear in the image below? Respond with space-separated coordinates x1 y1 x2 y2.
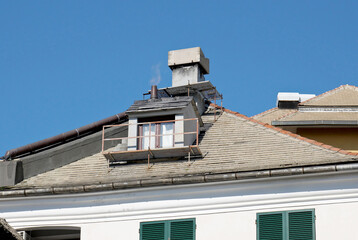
300 85 358 106
0 218 22 240
252 85 358 124
252 107 296 124
15 107 356 189
126 96 193 113
275 111 358 122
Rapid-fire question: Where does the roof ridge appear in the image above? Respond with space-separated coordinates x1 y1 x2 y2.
299 84 358 106
251 106 278 118
275 109 298 121
210 103 358 156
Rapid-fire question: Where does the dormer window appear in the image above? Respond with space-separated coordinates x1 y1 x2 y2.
137 115 175 150
102 96 203 164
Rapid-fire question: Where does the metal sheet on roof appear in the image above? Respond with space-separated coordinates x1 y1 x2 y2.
126 96 193 113
157 81 222 100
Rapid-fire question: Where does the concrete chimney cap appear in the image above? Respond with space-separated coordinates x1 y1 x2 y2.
168 47 210 74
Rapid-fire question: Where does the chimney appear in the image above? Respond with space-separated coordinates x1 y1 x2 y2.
168 47 209 87
151 85 158 99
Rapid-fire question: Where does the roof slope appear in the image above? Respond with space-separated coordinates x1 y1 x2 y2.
252 107 296 124
301 85 358 106
253 85 358 124
276 111 358 122
16 108 356 188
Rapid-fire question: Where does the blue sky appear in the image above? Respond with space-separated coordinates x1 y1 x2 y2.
1 1 358 156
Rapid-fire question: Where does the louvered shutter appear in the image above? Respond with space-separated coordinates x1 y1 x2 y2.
257 212 284 240
169 219 195 240
288 210 315 240
140 222 166 240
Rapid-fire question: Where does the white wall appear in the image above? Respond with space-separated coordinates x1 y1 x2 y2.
1 171 358 239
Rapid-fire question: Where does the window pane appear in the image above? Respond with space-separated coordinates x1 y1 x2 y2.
160 123 174 148
142 124 155 149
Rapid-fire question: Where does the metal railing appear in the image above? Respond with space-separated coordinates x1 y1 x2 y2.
102 118 199 153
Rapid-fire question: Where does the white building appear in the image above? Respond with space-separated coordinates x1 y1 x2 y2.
1 47 358 240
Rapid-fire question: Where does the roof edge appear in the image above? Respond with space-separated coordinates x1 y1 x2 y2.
299 84 358 106
251 106 278 118
2 162 358 198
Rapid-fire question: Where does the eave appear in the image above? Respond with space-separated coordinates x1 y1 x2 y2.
1 161 358 198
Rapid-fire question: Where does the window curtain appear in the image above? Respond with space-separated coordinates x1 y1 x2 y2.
160 122 174 148
142 124 156 149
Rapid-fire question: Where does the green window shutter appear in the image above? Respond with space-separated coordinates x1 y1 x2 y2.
288 210 315 240
169 219 195 240
140 222 166 240
257 212 284 240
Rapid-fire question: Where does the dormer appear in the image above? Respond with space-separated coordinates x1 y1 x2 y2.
126 94 202 151
101 47 221 165
101 87 203 164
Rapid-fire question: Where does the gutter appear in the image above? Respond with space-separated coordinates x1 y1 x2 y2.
1 162 358 198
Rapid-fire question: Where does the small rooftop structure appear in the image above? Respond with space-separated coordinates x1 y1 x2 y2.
102 93 204 165
168 47 209 74
168 47 210 87
277 92 315 109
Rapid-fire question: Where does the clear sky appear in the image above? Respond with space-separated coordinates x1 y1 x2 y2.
1 1 358 156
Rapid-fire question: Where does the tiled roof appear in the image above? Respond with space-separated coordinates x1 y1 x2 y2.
300 84 358 106
276 111 358 122
252 85 358 124
252 107 296 124
15 107 356 188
